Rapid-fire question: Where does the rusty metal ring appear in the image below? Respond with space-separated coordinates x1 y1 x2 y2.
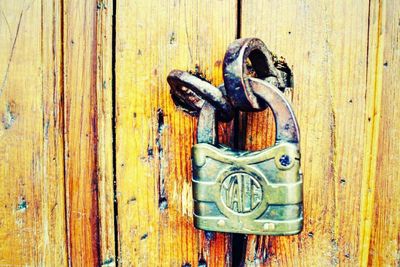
223 38 287 111
167 70 234 122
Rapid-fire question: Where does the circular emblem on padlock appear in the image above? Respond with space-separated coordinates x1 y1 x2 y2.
220 172 263 214
215 166 270 220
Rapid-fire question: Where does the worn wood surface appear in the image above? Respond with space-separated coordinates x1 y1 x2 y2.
368 1 400 266
115 1 236 266
96 0 116 264
240 0 381 266
63 0 99 264
63 0 114 265
0 1 67 265
0 1 399 266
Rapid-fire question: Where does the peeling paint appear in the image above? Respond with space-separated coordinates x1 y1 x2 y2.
198 259 207 267
2 102 16 129
44 120 50 140
140 233 148 240
97 1 108 10
101 257 114 266
156 108 168 211
147 145 153 159
127 197 136 205
16 198 27 212
169 32 176 44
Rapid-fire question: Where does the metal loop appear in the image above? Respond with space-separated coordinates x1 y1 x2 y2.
223 38 291 111
247 77 299 144
167 70 234 122
195 77 300 146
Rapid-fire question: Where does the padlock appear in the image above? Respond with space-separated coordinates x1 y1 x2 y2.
192 77 303 235
167 38 303 235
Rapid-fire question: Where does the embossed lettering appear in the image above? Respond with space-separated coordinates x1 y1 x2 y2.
221 172 262 213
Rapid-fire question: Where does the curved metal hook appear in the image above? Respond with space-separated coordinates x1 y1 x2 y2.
223 38 291 111
248 77 300 144
167 70 234 122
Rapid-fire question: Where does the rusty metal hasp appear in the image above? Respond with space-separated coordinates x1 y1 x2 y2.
167 38 303 235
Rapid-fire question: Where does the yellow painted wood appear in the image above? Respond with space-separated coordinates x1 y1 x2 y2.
360 0 384 265
96 0 116 264
0 1 67 265
115 1 236 265
241 1 374 265
368 0 400 265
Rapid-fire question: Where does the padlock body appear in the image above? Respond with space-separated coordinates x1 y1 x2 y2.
192 142 303 235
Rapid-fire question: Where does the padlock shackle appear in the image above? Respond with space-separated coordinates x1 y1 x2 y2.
248 77 300 144
197 77 299 146
197 101 217 144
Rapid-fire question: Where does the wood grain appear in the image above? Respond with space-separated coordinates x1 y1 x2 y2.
115 1 236 266
63 0 114 265
0 0 67 265
0 1 398 265
241 0 374 265
368 0 400 265
96 0 116 265
359 0 384 265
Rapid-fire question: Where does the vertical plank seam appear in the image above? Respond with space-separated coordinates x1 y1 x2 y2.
236 0 242 39
231 1 250 267
360 0 384 265
111 0 120 264
233 0 242 147
60 0 71 265
55 1 68 263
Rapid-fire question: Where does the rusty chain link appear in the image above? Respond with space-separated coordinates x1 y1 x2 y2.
167 38 293 122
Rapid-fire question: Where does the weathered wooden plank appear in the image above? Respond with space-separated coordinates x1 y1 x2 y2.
241 1 372 265
63 0 114 265
359 0 384 265
115 1 237 265
0 1 67 265
96 0 116 265
367 1 400 265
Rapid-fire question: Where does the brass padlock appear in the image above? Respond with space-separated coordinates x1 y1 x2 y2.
167 38 303 235
192 77 303 235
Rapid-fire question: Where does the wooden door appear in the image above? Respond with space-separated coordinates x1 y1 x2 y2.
0 1 398 266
